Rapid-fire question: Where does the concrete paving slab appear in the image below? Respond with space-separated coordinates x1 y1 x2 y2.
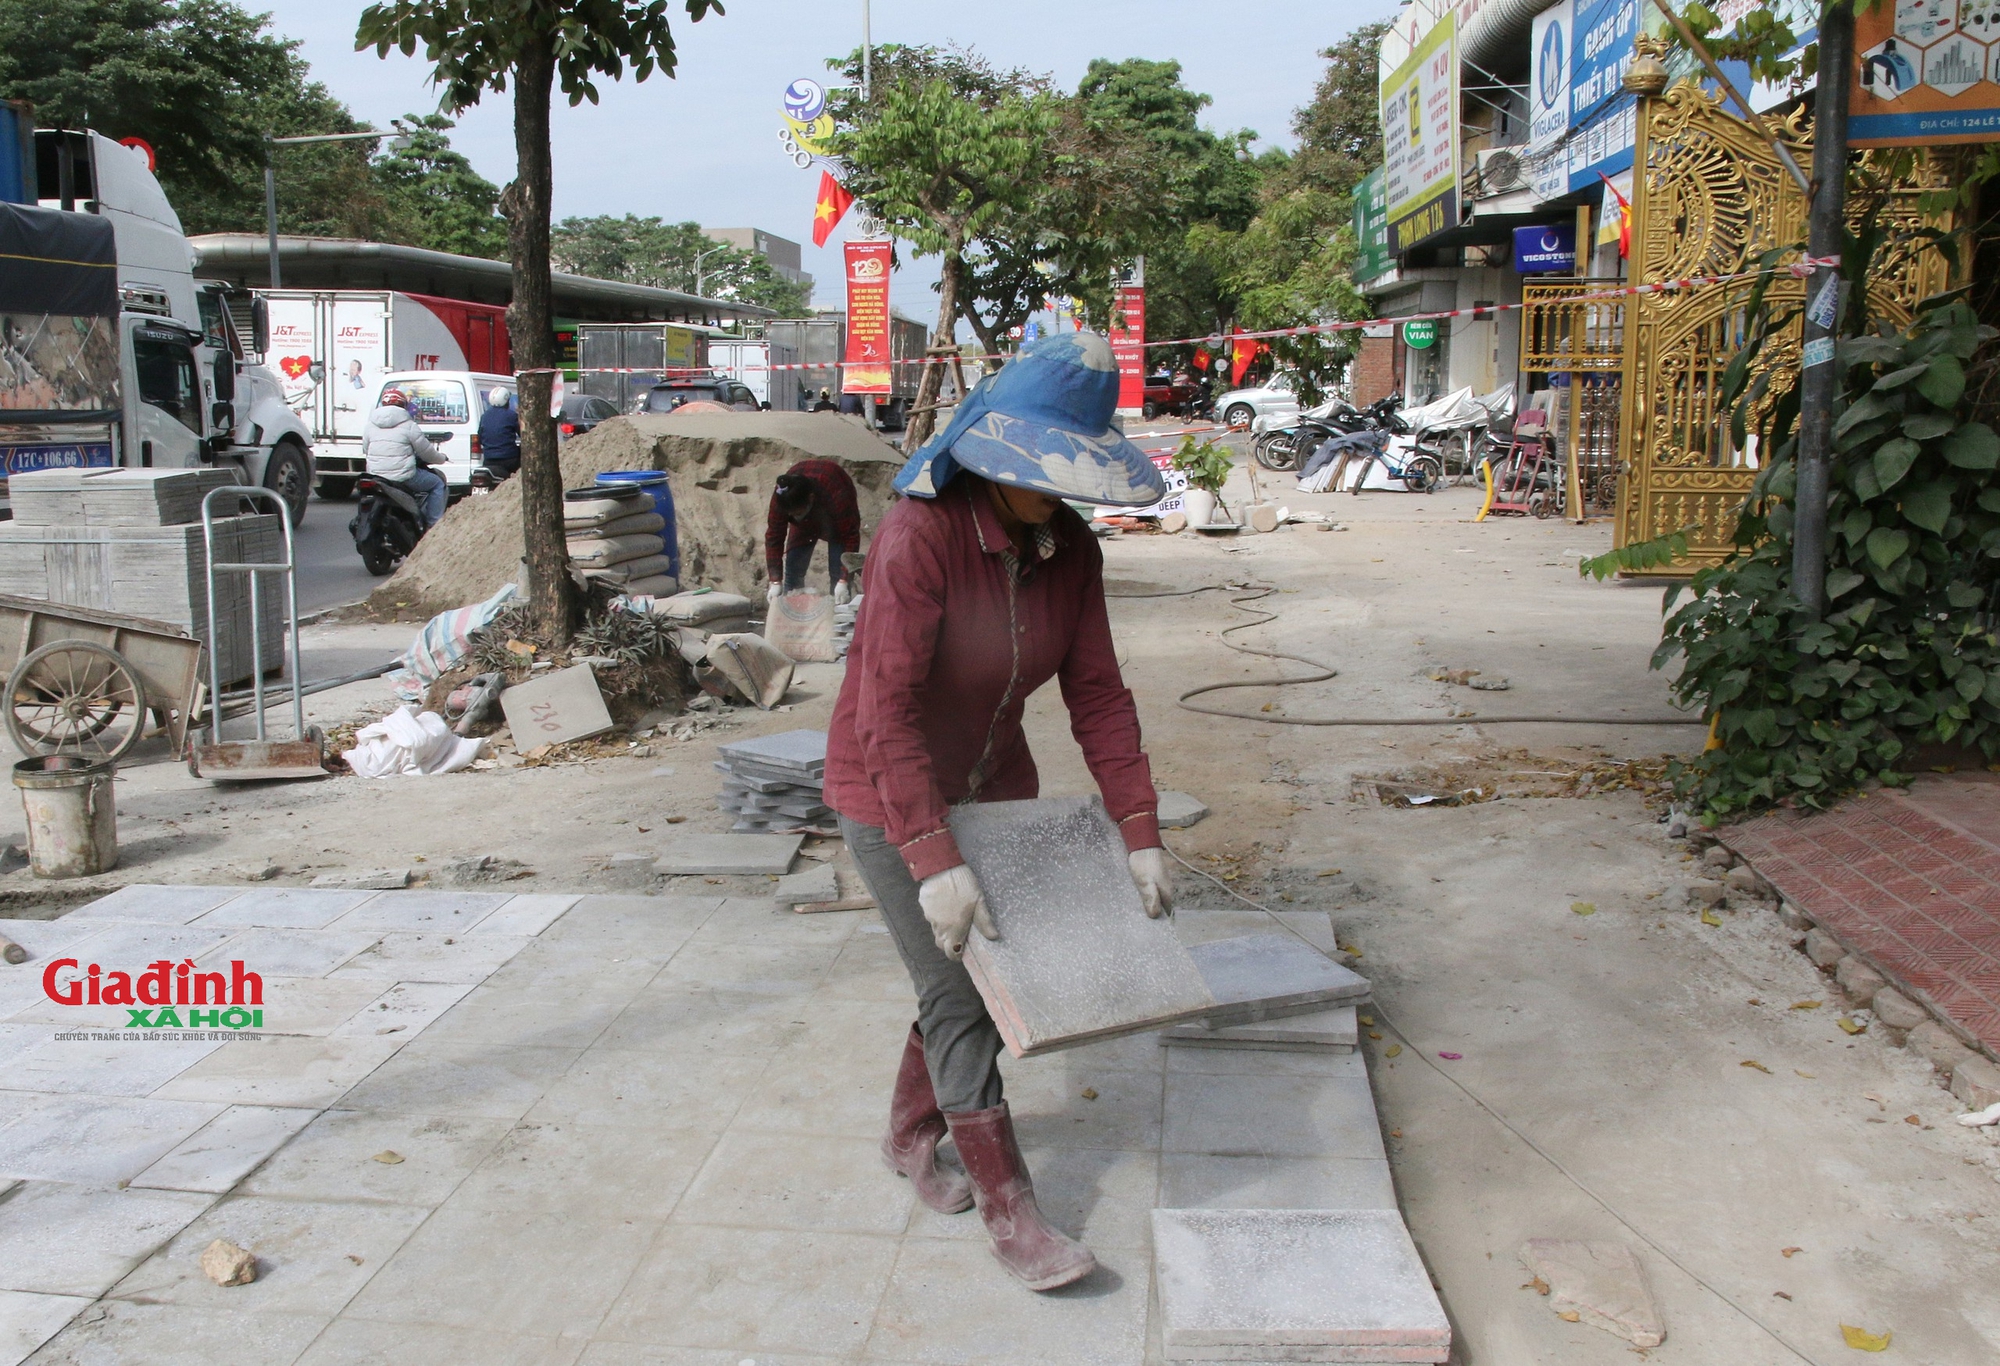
951 796 1216 1056
1003 1064 1165 1153
0 1182 214 1297
107 1195 431 1317
218 977 385 1039
672 1131 912 1234
1185 935 1370 1028
595 1224 899 1359
297 1319 594 1366
728 1035 891 1138
1517 1238 1665 1347
327 980 477 1040
2 1034 223 1096
447 1121 715 1223
500 663 614 748
0 1289 95 1366
193 927 381 980
650 941 838 997
59 885 242 925
1165 1043 1363 1079
536 895 722 951
1163 1073 1385 1162
151 1036 405 1110
238 1110 513 1206
329 891 512 933
335 1043 579 1121
771 863 838 906
471 894 583 937
652 833 803 876
529 1046 762 1133
596 987 820 1056
1158 790 1211 829
193 887 373 929
1159 1153 1398 1212
717 728 826 775
409 977 642 1052
327 931 534 984
0 1093 223 1184
0 917 105 961
1152 1208 1451 1360
27 923 243 980
127 1105 319 1194
865 1234 1149 1366
22 1298 329 1366
1164 1004 1359 1053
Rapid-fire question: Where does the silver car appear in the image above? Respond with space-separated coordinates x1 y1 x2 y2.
1216 371 1300 429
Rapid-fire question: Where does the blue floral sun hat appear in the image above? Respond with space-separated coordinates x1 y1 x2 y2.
893 331 1168 507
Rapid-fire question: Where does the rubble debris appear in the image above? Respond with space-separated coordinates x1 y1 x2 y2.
1156 790 1210 829
772 863 839 907
0 933 26 964
199 1238 257 1287
1517 1239 1665 1347
311 869 414 890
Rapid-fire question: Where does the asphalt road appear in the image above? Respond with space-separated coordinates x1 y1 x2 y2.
295 491 377 615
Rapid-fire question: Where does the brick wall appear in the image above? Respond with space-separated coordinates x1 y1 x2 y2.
1351 336 1397 406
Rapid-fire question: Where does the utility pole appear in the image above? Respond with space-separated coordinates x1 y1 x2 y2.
862 0 872 100
262 129 407 290
1793 1 1855 617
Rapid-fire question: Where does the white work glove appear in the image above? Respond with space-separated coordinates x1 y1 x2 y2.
919 864 998 959
766 581 783 603
833 579 852 606
1129 847 1174 919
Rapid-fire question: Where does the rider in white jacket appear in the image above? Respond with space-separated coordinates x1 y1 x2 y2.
363 390 448 527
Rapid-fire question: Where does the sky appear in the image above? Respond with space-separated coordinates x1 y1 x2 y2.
262 1 1398 312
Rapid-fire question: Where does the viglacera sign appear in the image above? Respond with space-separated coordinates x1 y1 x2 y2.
43 957 265 1030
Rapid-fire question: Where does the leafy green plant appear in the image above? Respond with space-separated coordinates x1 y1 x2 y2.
1578 526 1696 581
1170 434 1234 495
1657 293 2000 818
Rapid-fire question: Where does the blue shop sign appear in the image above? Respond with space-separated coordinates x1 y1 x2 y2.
1513 223 1577 274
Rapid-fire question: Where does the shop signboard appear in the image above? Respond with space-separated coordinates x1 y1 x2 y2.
1380 8 1460 252
1849 0 2000 145
1514 222 1578 272
1403 318 1438 349
1352 168 1393 283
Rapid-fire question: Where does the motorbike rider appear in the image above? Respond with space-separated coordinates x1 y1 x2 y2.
363 388 448 529
477 387 520 481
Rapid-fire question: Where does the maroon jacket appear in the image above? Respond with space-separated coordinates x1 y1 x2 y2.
766 459 862 581
825 478 1162 881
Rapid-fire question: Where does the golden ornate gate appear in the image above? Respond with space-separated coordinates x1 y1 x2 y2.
1616 82 1957 572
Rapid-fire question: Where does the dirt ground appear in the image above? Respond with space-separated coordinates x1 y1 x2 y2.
6 449 1998 1361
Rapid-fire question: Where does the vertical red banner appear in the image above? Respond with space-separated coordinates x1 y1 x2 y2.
843 240 893 394
1109 284 1146 411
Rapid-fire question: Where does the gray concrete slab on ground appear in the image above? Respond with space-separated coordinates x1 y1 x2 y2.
1151 1208 1451 1360
1163 1003 1358 1052
497 663 613 748
1186 935 1370 1027
651 832 804 876
1158 790 1210 829
952 795 1216 1056
717 727 826 775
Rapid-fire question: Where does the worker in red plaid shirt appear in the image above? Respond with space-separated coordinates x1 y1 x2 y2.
765 459 861 605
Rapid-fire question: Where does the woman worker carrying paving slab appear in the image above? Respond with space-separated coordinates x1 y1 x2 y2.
824 331 1175 1291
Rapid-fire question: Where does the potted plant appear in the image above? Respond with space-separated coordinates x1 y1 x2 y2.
1170 434 1233 526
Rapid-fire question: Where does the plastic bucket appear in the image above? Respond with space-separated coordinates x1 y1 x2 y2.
595 471 680 578
13 755 117 879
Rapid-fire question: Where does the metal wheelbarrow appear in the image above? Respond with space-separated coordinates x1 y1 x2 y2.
187 486 328 781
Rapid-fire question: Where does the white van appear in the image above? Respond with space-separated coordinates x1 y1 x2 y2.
347 371 516 494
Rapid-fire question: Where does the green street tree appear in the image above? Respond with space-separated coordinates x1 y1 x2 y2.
551 215 811 315
375 113 508 259
825 45 1054 448
357 0 721 643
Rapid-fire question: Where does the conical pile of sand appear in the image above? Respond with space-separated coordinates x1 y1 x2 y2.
367 411 905 618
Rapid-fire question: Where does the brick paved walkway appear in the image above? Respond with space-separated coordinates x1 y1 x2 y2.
1723 774 2000 1054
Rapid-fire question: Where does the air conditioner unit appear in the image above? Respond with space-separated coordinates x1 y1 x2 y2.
1473 148 1525 198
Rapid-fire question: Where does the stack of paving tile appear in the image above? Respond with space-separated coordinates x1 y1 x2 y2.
0 469 285 685
713 728 834 834
1162 934 1372 1052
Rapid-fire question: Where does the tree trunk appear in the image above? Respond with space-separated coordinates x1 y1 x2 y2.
903 248 964 450
503 39 573 643
959 300 1002 372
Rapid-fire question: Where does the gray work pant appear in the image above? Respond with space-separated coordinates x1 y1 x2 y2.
841 816 1005 1113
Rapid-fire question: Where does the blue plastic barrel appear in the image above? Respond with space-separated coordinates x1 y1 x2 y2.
595 470 679 579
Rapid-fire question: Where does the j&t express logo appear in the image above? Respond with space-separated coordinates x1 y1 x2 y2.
43 957 265 1029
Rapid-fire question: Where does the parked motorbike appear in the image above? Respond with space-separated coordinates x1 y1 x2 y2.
349 476 428 577
1404 387 1514 481
1254 393 1406 472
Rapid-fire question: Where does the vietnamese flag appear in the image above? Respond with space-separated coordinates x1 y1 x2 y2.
812 171 854 248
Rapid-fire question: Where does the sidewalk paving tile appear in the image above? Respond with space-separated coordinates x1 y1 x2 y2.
596 987 816 1056
653 833 804 877
0 1094 223 1184
0 1183 214 1297
19 1299 329 1366
471 894 583 938
1727 775 2000 1052
536 895 722 951
227 977 386 1039
335 1043 578 1121
194 928 381 980
329 891 512 933
238 1110 513 1206
447 1121 715 1222
192 888 373 930
0 916 124 958
0 1290 94 1366
3 1035 223 1097
127 1105 318 1194
60 886 243 926
1163 1073 1385 1162
107 1195 430 1317
327 981 478 1040
1158 1153 1398 1212
671 1131 914 1234
1003 1063 1165 1152
152 1036 405 1110
1183 935 1369 1027
729 1039 890 1137
595 1225 899 1359
525 1046 757 1133
297 1319 591 1366
327 931 534 985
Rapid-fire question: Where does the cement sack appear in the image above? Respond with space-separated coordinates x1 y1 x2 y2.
652 589 754 625
568 533 665 567
383 582 520 705
578 553 675 584
621 574 679 597
344 705 485 778
766 590 837 663
563 492 648 524
707 632 794 709
589 510 666 539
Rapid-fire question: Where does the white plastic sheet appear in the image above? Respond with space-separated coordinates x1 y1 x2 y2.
343 706 486 778
383 582 520 704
